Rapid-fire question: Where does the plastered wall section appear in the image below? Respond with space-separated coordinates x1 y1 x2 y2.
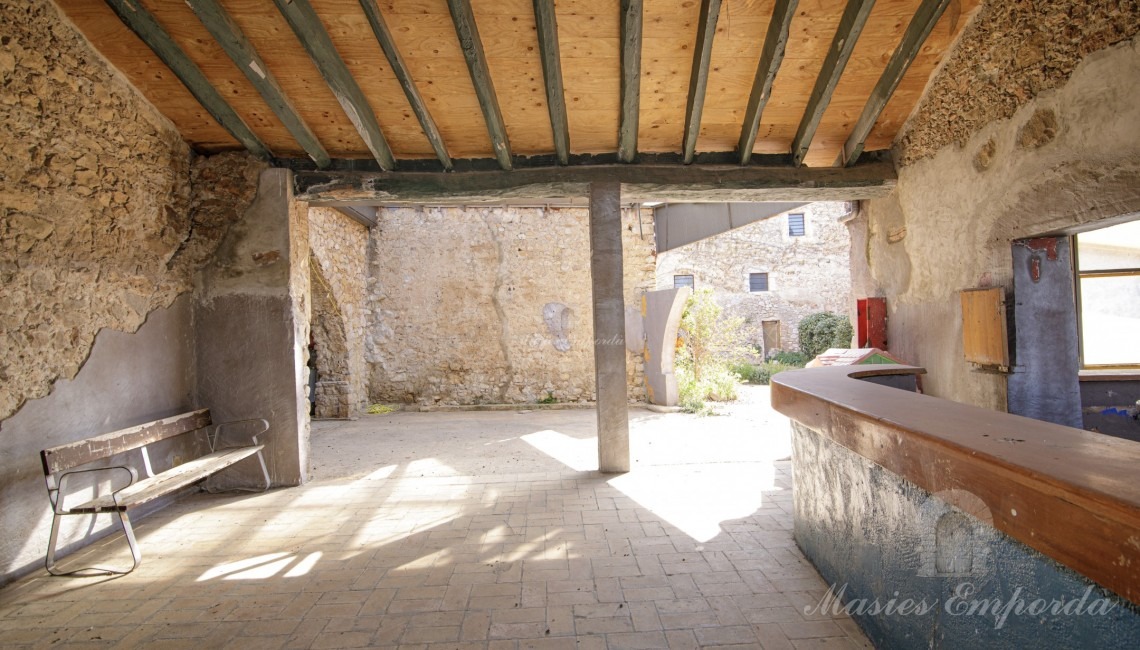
366 206 656 405
856 35 1140 410
308 208 369 416
656 203 852 352
0 0 264 420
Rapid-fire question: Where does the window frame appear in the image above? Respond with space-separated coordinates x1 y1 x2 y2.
749 272 769 293
1073 234 1140 370
788 213 806 237
673 274 695 290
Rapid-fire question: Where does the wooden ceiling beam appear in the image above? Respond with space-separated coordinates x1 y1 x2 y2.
186 0 328 168
446 0 513 171
533 0 570 165
272 0 396 171
737 0 799 165
790 0 877 167
682 0 723 165
289 159 896 204
618 0 643 163
102 0 270 159
839 0 953 167
358 0 452 171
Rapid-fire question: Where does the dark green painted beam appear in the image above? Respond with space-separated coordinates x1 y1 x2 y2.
102 0 269 158
186 0 328 168
272 0 395 171
839 0 952 166
737 0 799 165
618 0 643 163
790 0 877 167
291 159 897 204
445 0 513 171
358 0 452 171
533 0 570 165
682 0 722 165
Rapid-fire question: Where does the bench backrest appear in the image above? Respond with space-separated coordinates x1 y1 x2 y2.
40 409 213 476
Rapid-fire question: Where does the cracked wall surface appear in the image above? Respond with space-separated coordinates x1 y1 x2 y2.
0 0 263 420
366 206 655 406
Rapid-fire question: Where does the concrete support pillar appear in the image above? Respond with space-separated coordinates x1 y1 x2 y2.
196 168 311 488
589 181 630 473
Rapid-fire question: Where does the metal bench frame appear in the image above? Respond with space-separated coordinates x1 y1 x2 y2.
41 411 271 576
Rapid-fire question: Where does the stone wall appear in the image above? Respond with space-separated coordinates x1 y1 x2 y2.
308 208 369 417
854 32 1140 410
0 0 263 420
656 203 852 353
366 206 656 406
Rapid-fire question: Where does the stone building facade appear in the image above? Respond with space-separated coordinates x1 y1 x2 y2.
365 206 656 406
655 202 853 354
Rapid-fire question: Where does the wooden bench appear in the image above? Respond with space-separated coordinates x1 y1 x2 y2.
40 409 270 576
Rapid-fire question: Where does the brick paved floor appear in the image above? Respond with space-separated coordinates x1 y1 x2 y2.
0 386 871 649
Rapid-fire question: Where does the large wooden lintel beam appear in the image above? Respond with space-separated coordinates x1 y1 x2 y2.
291 160 896 204
272 0 396 171
446 0 513 171
103 0 270 159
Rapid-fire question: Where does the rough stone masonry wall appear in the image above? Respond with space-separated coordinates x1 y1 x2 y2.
853 13 1140 412
367 206 656 406
656 203 852 353
308 207 369 417
0 0 263 421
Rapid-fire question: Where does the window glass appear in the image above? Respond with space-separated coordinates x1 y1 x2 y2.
1076 220 1140 367
674 274 694 289
788 214 806 237
749 272 768 292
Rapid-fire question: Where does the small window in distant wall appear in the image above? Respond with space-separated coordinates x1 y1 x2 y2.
788 213 806 237
749 272 769 292
674 274 694 289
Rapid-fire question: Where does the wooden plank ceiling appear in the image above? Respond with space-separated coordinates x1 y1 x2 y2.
57 0 979 170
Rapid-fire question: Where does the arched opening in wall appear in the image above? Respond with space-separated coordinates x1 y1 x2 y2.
309 256 351 420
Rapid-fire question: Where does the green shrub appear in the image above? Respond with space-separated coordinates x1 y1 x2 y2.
733 361 800 385
798 312 854 360
771 350 809 367
674 289 745 413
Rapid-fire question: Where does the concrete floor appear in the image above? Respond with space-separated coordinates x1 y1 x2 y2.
0 386 871 649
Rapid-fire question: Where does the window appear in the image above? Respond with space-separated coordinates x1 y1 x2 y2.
788 213 806 237
674 274 694 289
749 272 769 292
1074 220 1140 367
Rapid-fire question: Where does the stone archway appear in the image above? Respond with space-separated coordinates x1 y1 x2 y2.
309 257 351 419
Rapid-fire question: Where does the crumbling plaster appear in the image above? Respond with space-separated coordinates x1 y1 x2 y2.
858 34 1140 410
366 206 656 406
0 0 263 420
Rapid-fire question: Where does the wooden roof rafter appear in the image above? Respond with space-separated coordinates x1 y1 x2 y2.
681 0 723 165
185 0 329 169
618 0 643 164
533 0 571 166
357 0 452 171
101 0 269 159
271 0 396 171
446 0 513 171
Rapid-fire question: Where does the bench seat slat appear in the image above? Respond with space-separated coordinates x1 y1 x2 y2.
66 445 264 513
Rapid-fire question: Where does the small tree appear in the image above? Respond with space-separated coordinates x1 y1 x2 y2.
679 289 745 381
798 312 854 359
